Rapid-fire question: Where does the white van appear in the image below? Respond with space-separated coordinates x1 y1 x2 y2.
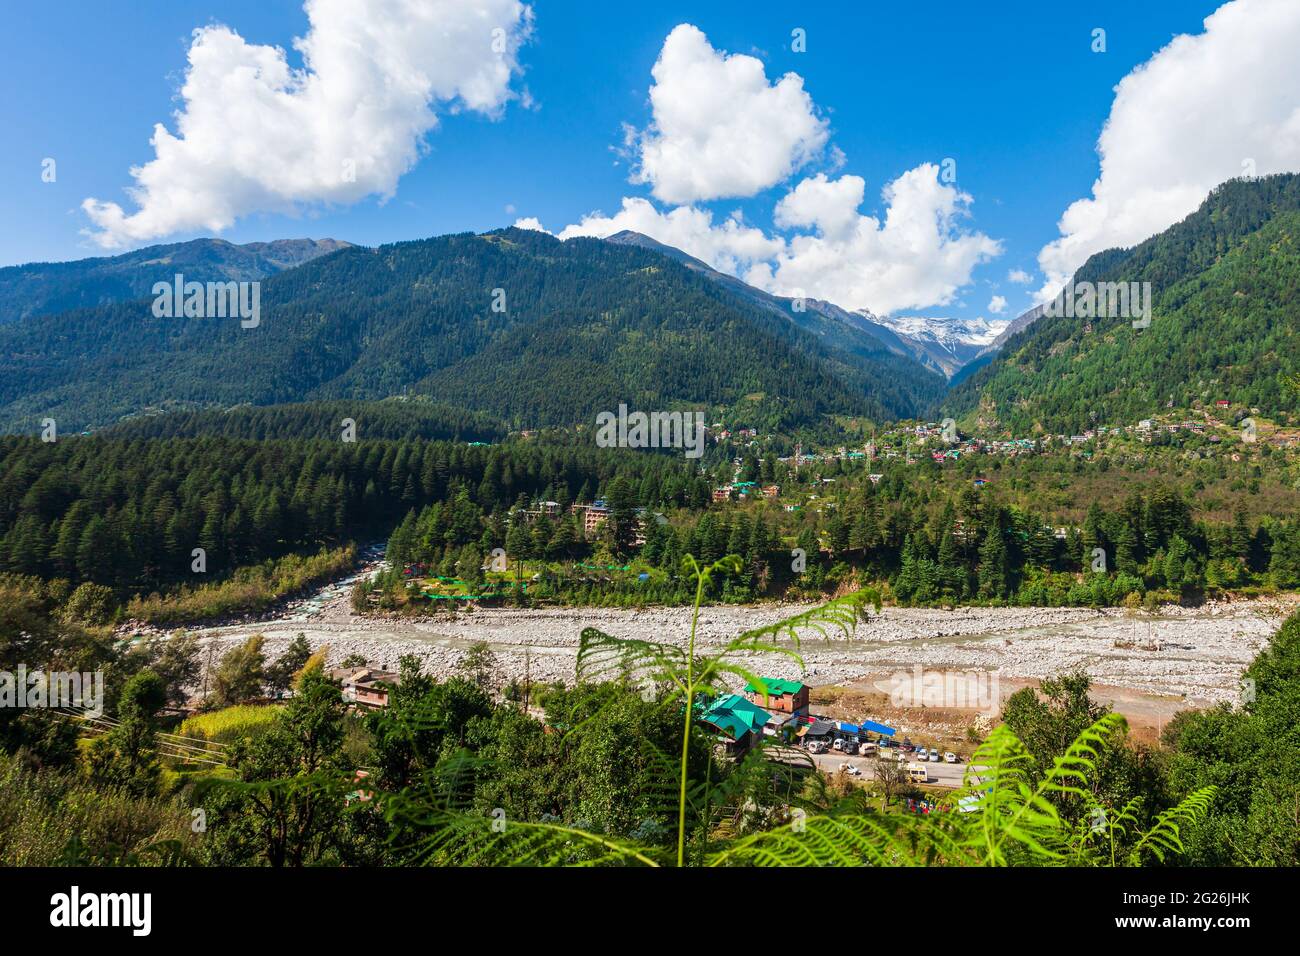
907 763 929 784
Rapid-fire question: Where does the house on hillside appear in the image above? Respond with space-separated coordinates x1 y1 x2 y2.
329 666 401 709
581 500 610 534
744 677 809 716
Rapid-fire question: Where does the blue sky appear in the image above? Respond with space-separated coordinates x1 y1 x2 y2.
3 0 1283 327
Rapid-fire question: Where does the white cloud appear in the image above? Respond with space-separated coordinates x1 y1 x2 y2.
530 164 999 316
82 0 533 248
1007 268 1033 284
629 24 829 205
1037 0 1300 298
519 26 999 316
754 164 1002 315
538 198 783 277
512 216 548 233
987 294 1008 314
773 173 864 242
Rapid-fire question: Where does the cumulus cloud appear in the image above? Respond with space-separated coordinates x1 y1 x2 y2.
753 164 1002 315
82 0 533 248
1037 0 1300 298
1007 268 1033 284
530 166 998 316
773 173 864 242
987 294 1007 314
629 23 829 205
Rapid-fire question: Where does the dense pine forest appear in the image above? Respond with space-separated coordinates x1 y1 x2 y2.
3 414 1298 623
0 431 700 593
100 399 507 444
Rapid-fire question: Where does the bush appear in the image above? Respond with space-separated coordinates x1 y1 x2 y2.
0 751 195 865
63 581 117 626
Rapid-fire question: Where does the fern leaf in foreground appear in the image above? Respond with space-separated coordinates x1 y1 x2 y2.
732 588 882 650
390 809 662 867
1129 786 1218 865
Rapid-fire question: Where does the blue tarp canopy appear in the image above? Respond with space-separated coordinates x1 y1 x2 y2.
861 720 895 737
836 722 860 734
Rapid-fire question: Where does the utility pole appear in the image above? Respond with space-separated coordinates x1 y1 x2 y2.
523 645 531 712
200 641 216 705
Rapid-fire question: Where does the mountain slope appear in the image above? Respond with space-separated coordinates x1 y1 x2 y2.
0 227 945 433
0 237 351 324
601 230 948 375
944 174 1300 433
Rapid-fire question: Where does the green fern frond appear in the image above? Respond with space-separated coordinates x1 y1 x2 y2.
708 811 925 867
575 626 687 690
732 588 881 650
1128 786 1218 865
1038 712 1128 798
391 808 662 867
695 645 804 693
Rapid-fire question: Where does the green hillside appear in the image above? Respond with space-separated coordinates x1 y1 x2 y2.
944 175 1300 433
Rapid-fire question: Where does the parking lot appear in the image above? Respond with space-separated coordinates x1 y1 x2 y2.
809 750 968 789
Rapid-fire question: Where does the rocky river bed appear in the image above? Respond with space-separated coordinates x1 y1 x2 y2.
147 565 1297 710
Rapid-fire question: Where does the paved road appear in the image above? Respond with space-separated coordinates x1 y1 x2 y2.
811 751 969 789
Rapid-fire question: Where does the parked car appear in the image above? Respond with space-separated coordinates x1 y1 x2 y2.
929 748 941 761
900 740 915 752
858 742 877 756
907 763 929 783
842 763 861 776
944 751 959 764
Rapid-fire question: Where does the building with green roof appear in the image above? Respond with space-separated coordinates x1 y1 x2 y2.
743 677 810 716
698 694 771 759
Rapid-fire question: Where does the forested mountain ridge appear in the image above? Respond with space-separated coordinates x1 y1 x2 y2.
0 227 945 434
0 237 350 324
944 175 1300 433
602 229 951 376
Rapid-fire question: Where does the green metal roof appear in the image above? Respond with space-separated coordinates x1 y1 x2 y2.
699 694 771 741
743 677 806 697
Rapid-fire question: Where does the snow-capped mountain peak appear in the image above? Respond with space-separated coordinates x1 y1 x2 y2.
864 313 1010 378
873 314 1009 351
